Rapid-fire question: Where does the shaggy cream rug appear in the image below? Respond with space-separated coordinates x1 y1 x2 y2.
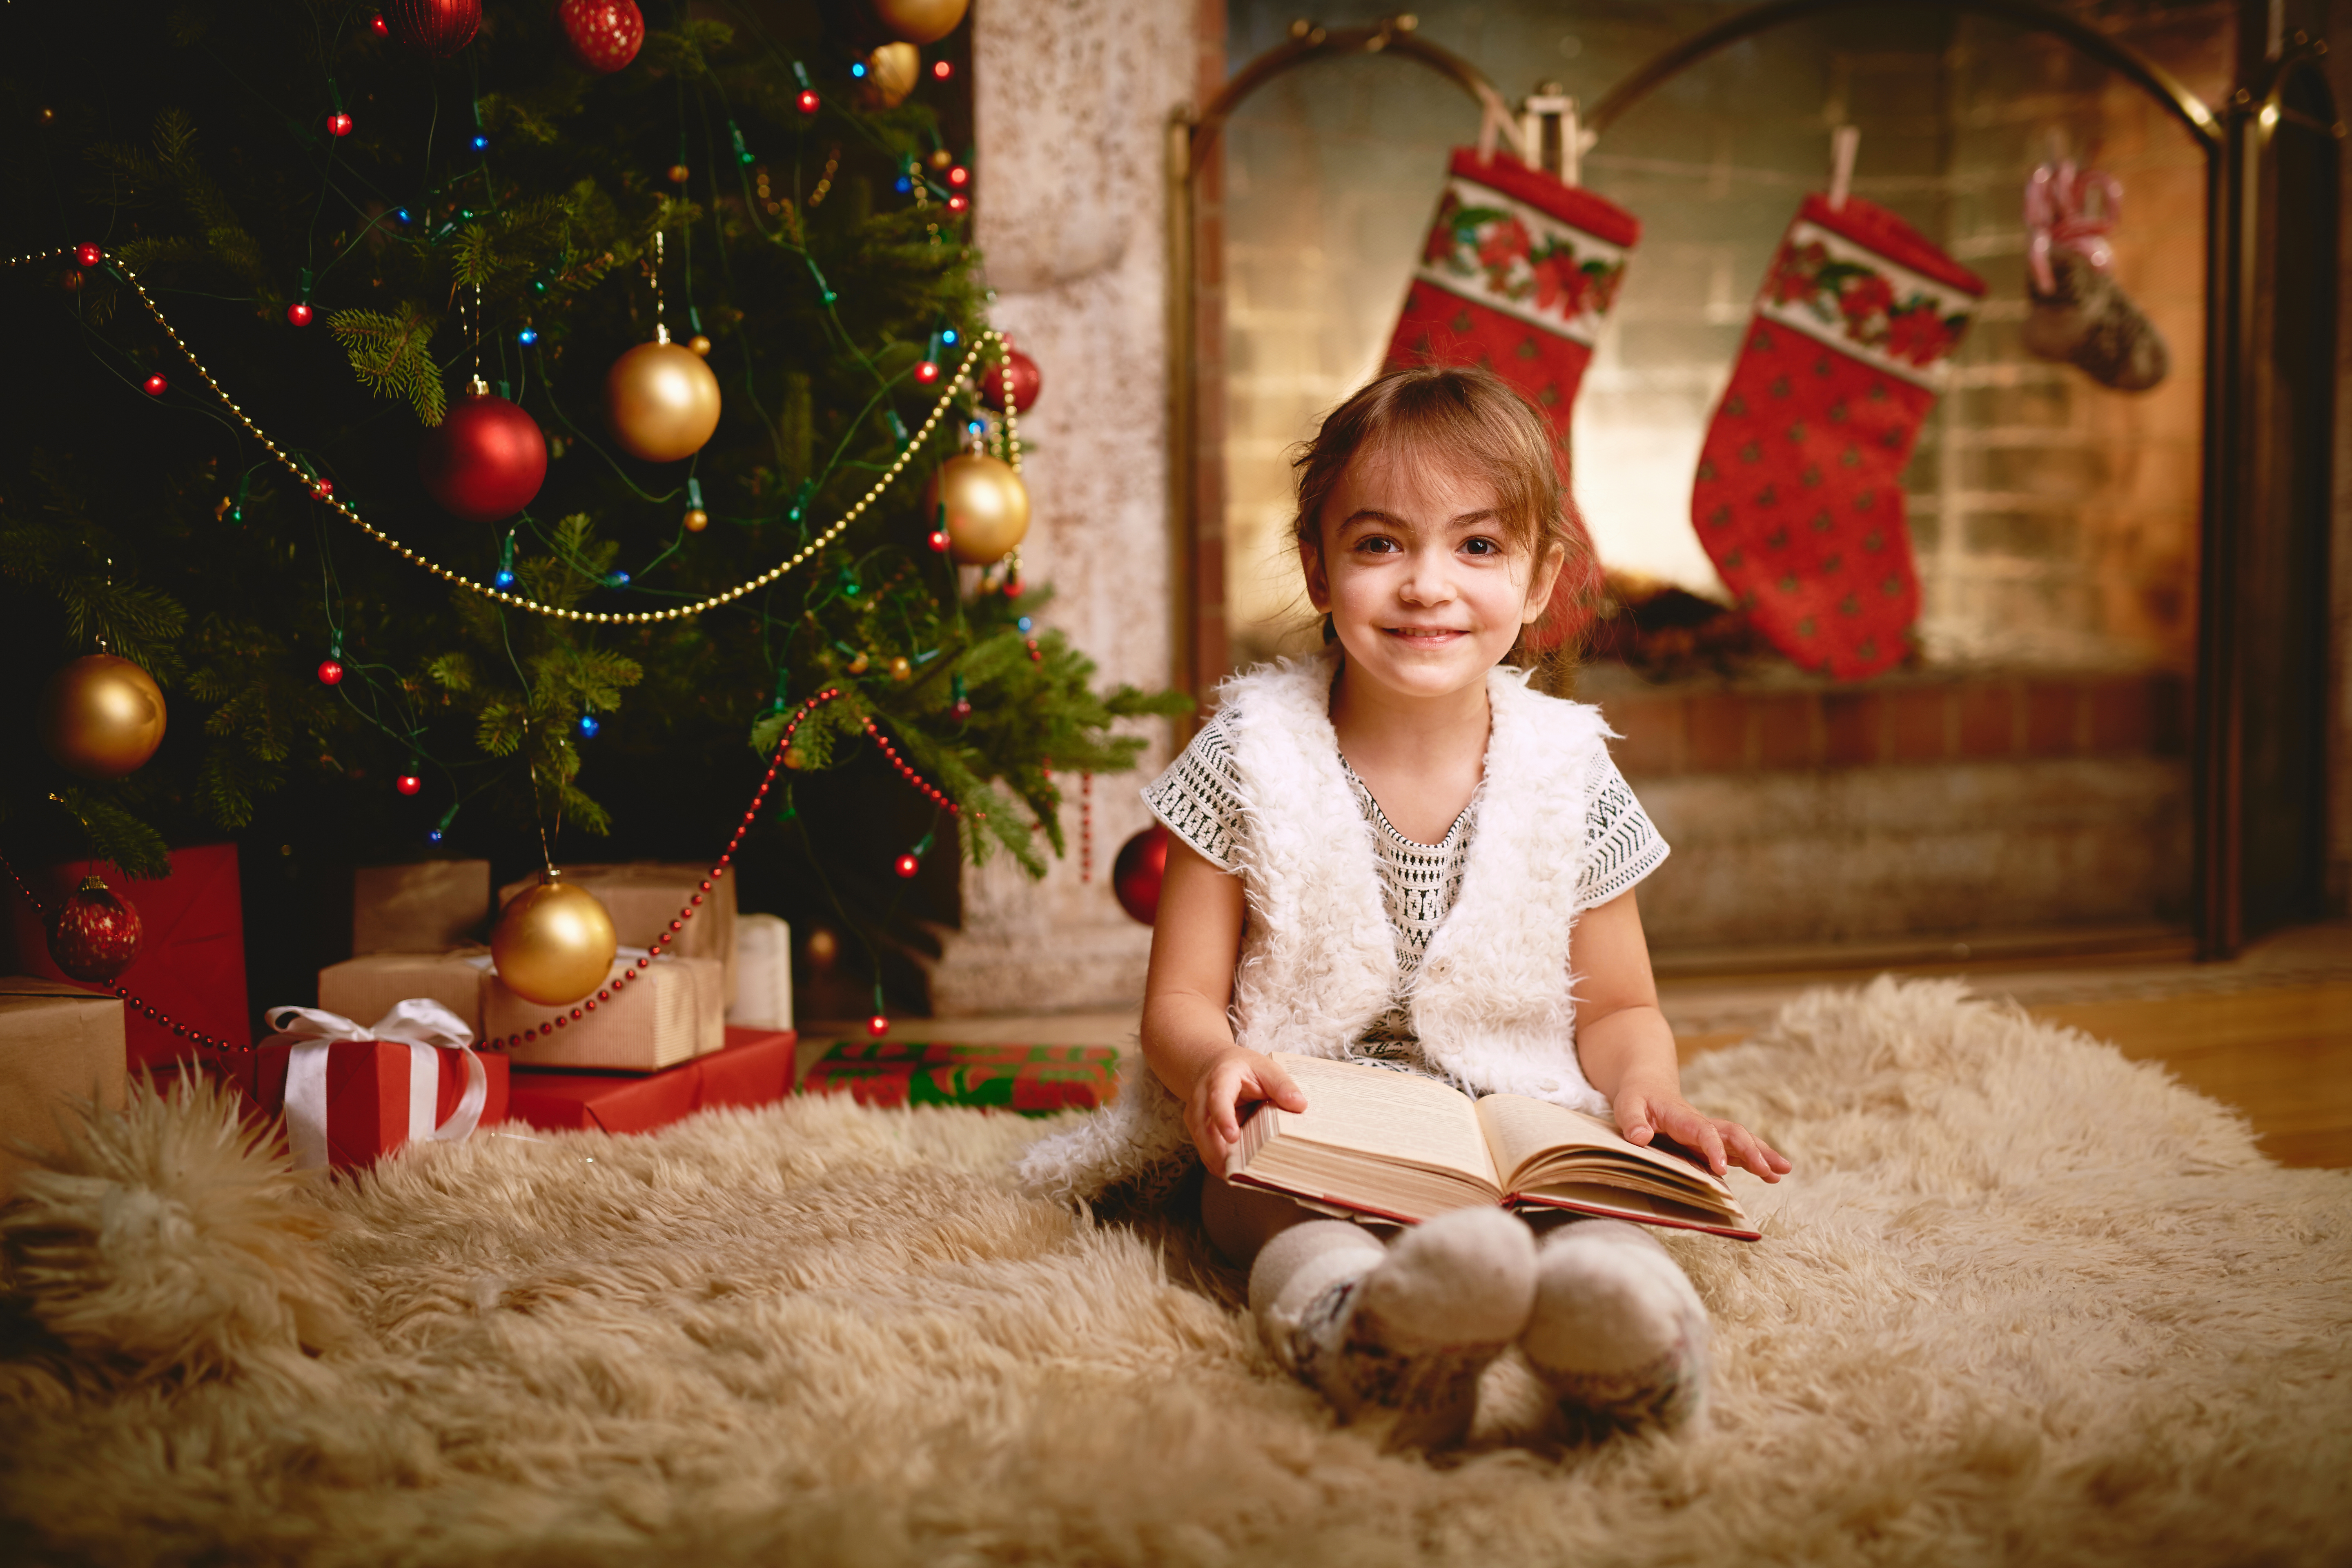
3 979 2347 1566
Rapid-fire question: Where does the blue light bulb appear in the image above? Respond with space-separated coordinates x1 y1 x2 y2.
1016 616 1034 633
471 134 489 152
493 569 516 588
606 570 631 588
394 207 411 224
967 419 984 435
427 828 444 845
517 327 538 346
578 714 600 738
851 60 867 77
941 328 958 345
894 176 913 194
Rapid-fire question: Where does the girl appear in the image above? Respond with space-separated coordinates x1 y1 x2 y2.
1021 365 1788 1448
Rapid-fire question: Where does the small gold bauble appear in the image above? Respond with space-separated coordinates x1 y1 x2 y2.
667 163 690 184
682 508 709 532
686 333 713 357
861 42 920 109
924 452 1030 565
40 654 168 780
846 652 871 675
606 339 723 462
782 746 805 771
490 875 618 1006
871 0 969 45
889 656 912 682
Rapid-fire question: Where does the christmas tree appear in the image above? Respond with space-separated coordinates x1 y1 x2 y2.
0 0 1181 1014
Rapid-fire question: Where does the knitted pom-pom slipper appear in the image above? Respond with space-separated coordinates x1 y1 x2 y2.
1520 1219 1711 1439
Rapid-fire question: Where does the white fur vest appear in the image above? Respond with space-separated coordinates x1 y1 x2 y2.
1016 652 1619 1205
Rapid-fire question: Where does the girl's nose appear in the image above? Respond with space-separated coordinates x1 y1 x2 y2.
1398 547 1458 604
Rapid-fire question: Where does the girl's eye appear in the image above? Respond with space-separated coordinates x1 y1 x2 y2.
1355 536 1399 554
1461 537 1501 556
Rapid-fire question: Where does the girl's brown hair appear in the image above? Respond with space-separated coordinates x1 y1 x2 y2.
1290 363 1590 672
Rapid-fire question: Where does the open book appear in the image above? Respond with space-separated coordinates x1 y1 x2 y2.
1226 1053 1759 1241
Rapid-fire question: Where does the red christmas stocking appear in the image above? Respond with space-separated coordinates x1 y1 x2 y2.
1691 195 1984 679
1385 150 1641 648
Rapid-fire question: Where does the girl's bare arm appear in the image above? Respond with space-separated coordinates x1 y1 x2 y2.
1571 889 1790 1181
1142 835 1306 1167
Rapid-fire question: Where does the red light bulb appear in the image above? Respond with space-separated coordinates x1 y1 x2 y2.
950 698 972 720
141 374 167 396
316 659 345 686
74 243 100 267
894 853 920 878
395 772 423 796
370 13 389 37
913 360 939 385
797 89 820 114
927 530 951 553
327 112 354 137
946 194 968 214
287 301 313 327
931 60 952 79
947 166 969 188
865 1013 891 1038
1003 576 1024 599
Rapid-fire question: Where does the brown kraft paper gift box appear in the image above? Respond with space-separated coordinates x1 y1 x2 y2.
351 860 492 954
0 978 128 1196
490 953 725 1071
316 951 492 1039
497 864 737 1009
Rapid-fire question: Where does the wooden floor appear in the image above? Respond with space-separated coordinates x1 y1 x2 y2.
817 924 2352 1170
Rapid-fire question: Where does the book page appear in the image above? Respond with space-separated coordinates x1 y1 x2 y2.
1475 1093 1735 1200
1254 1054 1501 1189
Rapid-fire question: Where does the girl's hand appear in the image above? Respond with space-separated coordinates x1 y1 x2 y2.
1614 1080 1791 1182
1183 1047 1307 1171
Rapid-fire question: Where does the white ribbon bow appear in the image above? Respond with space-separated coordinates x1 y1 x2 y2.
264 998 489 1171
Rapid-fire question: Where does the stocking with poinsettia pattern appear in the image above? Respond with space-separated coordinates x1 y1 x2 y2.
1691 194 1984 679
1385 150 1641 648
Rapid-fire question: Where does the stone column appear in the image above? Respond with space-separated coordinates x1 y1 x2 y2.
927 0 1199 1015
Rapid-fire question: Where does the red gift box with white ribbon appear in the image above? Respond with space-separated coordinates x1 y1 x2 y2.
243 999 508 1171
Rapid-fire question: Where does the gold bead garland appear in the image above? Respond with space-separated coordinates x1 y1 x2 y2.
5 246 1019 626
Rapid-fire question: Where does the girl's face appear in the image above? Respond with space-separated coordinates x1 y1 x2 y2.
1303 443 1561 703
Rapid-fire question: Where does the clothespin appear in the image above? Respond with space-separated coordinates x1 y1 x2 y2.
1476 92 1527 165
1828 125 1860 209
1522 86 1581 183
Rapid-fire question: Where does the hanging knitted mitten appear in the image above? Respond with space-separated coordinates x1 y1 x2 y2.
1690 194 1984 679
2021 159 2167 392
1521 1219 1712 1439
1385 150 1641 650
1250 1211 1536 1450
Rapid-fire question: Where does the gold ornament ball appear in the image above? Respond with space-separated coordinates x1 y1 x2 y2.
862 42 920 109
606 340 723 462
924 453 1030 565
490 876 618 1006
872 0 969 44
686 333 713 358
782 746 805 771
40 654 168 780
682 508 709 532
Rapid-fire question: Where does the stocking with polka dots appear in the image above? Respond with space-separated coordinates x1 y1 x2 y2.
1384 150 1641 648
1690 194 1984 679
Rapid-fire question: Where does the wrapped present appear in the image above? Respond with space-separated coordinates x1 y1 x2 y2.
244 999 507 1171
727 912 793 1031
2 843 246 1074
507 1026 798 1134
489 953 724 1072
352 860 491 954
801 1041 1122 1114
0 977 127 1196
498 862 737 1008
318 949 491 1038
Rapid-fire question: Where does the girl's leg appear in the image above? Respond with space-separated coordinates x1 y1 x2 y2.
1245 1206 1538 1450
1519 1218 1710 1433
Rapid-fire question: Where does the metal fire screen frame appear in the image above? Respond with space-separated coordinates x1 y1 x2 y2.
1165 0 2340 958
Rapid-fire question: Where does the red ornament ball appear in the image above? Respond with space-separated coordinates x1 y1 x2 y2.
74 242 100 267
141 374 167 397
395 772 423 796
1111 824 1169 925
316 659 345 686
287 301 314 327
48 874 143 983
978 346 1042 414
327 112 354 138
381 0 479 58
312 478 335 499
893 853 921 879
557 0 645 73
865 1013 891 1038
418 388 548 523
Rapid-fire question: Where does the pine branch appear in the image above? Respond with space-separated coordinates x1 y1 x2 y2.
328 304 447 425
52 789 172 879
